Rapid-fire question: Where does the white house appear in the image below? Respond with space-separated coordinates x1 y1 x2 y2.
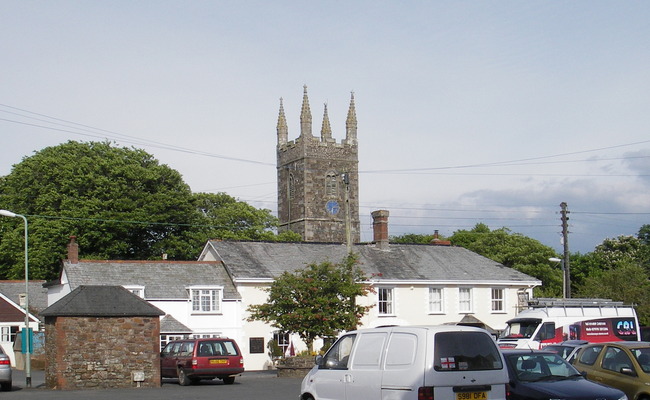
44 237 244 351
198 213 541 370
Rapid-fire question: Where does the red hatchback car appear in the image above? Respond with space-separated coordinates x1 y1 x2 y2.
160 338 244 385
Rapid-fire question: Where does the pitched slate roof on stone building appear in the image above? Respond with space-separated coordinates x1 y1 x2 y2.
201 240 540 284
59 260 241 300
40 285 164 317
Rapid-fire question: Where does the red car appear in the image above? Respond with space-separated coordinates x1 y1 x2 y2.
160 338 244 385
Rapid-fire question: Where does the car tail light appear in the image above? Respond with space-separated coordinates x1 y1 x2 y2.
192 359 198 369
0 359 10 365
505 383 511 400
418 386 434 400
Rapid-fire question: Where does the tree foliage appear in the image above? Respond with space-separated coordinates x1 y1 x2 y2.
246 254 374 352
0 141 291 279
448 223 562 297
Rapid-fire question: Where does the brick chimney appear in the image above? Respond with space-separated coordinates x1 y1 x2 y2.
67 236 79 263
371 210 390 250
431 230 452 246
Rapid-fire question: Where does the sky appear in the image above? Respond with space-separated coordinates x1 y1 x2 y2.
2 1 650 255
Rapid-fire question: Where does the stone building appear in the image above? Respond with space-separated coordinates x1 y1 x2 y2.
40 285 164 390
276 86 360 243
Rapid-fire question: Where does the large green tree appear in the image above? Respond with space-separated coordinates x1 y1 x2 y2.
246 254 373 352
0 141 291 280
448 223 562 297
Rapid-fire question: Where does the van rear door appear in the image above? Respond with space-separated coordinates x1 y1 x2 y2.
429 331 508 400
380 328 426 400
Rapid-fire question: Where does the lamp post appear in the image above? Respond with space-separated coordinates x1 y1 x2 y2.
549 257 566 299
0 210 31 388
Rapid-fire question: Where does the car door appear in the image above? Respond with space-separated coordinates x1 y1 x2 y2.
593 345 639 398
345 331 387 400
160 342 181 377
309 334 357 400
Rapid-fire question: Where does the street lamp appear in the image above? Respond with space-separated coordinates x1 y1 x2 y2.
549 257 566 299
0 210 31 388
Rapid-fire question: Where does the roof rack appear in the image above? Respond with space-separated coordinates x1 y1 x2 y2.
528 298 626 308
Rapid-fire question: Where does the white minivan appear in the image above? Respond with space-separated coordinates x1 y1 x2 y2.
300 325 509 400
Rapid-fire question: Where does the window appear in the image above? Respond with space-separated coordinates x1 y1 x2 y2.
325 171 338 197
434 331 503 371
320 334 356 370
288 174 295 200
123 285 145 298
0 326 18 343
459 288 472 313
602 346 633 372
274 331 290 355
160 334 187 350
491 288 504 312
190 287 223 313
429 287 444 313
378 287 394 315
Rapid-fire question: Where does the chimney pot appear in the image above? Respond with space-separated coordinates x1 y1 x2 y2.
67 236 79 264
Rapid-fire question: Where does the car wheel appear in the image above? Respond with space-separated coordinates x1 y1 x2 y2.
223 376 235 384
0 382 10 392
178 368 191 386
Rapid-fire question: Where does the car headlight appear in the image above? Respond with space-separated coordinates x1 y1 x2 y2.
618 395 628 400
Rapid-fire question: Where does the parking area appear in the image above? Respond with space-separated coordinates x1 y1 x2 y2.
4 369 304 400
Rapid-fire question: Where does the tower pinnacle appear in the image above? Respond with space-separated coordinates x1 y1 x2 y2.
277 97 288 145
345 91 357 145
300 85 312 137
320 103 333 141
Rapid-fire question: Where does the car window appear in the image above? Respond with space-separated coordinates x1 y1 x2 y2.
434 331 503 371
602 347 633 373
352 332 386 368
321 334 356 370
578 345 603 365
219 341 239 356
179 342 194 356
633 348 650 373
508 353 577 382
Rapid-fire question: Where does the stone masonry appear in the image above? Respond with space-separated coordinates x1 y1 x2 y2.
44 315 161 389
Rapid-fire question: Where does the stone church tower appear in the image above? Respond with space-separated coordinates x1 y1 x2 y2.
277 86 360 243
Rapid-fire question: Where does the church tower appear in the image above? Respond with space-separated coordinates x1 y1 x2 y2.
277 86 360 243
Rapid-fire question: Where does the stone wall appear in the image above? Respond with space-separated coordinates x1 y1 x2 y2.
44 316 161 389
276 356 314 378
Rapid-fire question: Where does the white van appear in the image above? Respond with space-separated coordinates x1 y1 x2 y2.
300 325 509 400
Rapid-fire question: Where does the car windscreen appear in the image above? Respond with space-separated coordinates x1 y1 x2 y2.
434 331 503 371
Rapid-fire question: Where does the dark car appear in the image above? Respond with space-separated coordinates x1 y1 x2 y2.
503 349 627 400
543 340 588 362
160 338 244 385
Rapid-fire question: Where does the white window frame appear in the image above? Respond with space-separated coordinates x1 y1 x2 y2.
458 287 473 313
491 288 505 313
123 285 145 298
378 287 395 316
189 286 223 314
428 287 444 314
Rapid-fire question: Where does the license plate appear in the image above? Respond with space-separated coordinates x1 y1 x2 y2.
210 359 228 364
456 392 487 400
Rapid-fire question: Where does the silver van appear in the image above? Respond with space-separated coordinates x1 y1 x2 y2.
300 325 508 400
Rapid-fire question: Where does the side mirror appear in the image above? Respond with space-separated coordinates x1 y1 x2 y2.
315 355 324 366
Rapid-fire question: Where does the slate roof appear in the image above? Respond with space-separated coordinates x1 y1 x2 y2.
160 314 192 333
40 285 165 317
59 260 241 300
0 280 49 314
204 240 540 284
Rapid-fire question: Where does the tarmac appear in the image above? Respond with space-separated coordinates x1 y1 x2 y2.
5 368 304 400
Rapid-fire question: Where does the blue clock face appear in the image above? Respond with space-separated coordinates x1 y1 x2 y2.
326 200 340 215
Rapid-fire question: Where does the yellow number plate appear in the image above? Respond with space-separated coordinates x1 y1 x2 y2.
456 392 487 400
210 359 228 364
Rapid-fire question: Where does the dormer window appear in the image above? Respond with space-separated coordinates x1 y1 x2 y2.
189 286 223 314
123 285 145 299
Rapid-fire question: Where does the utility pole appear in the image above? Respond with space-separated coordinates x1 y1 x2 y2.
342 172 352 253
560 202 571 298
